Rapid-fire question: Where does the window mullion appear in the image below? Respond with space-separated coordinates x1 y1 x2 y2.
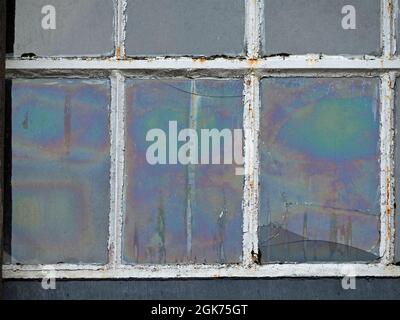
116 0 127 60
379 0 396 265
109 71 125 268
380 72 396 265
243 74 260 266
382 0 395 58
245 0 262 59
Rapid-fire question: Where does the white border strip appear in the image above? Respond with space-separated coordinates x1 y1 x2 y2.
3 264 400 279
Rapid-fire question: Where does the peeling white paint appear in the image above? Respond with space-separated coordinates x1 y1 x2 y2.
242 75 260 266
7 56 400 71
245 0 262 58
115 0 127 60
109 71 125 268
378 0 396 267
379 72 396 265
382 0 395 57
4 264 400 279
394 0 398 56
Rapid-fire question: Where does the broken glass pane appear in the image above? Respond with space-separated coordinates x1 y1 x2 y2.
4 79 111 264
123 79 244 264
259 78 380 262
263 0 381 56
11 0 114 57
125 0 245 56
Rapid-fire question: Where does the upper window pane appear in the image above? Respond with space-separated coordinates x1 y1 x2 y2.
263 0 381 56
4 79 111 264
259 77 380 263
125 0 245 57
11 0 114 57
123 79 244 264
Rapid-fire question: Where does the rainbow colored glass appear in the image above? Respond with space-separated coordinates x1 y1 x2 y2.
8 79 111 264
259 78 380 262
123 79 244 264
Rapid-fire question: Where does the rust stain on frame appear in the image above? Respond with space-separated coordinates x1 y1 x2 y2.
192 57 207 64
247 58 258 67
386 172 392 241
116 47 121 60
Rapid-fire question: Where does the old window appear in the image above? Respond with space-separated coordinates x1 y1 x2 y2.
2 0 400 279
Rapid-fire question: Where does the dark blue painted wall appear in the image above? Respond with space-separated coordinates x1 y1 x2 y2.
3 278 400 300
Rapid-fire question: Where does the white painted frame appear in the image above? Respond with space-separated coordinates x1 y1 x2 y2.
3 0 400 279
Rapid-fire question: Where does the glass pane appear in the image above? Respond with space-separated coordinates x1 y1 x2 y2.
11 0 114 57
123 79 244 264
4 79 111 264
263 0 381 56
259 78 380 262
125 0 245 57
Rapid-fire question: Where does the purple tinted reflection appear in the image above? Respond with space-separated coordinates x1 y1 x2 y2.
123 79 243 264
8 79 110 264
259 78 380 262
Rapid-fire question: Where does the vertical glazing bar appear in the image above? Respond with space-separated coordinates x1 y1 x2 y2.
380 0 396 265
108 74 118 267
243 0 262 266
107 0 127 268
393 0 398 56
245 0 262 59
109 72 125 268
243 75 260 266
392 0 400 265
116 0 127 60
380 72 396 265
185 80 199 260
382 0 395 57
